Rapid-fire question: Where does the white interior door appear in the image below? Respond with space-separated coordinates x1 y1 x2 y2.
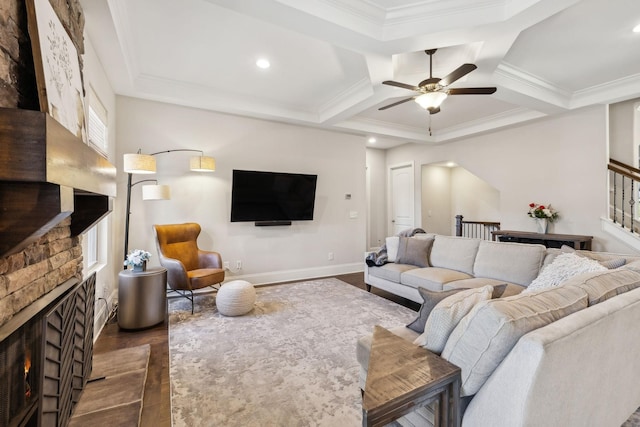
390 163 414 235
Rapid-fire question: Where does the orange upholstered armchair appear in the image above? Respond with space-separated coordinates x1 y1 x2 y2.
153 223 225 313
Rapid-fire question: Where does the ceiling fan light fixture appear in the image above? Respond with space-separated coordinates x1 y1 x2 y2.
415 92 447 110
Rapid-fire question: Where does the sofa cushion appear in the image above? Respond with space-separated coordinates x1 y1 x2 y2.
525 252 606 293
396 236 434 268
430 236 481 275
368 263 418 283
406 287 468 333
473 241 546 286
386 236 400 262
400 267 473 291
414 285 494 354
562 268 640 306
444 278 524 297
441 285 588 397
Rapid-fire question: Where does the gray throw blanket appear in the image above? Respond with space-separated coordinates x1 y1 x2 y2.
365 227 426 267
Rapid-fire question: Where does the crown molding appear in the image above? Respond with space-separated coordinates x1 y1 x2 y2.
571 73 640 108
495 62 571 108
107 0 140 81
318 78 374 123
435 107 546 142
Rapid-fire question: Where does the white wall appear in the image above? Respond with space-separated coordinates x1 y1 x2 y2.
609 98 639 166
450 167 500 234
421 165 451 235
117 96 367 284
82 36 118 336
366 148 387 249
385 105 636 253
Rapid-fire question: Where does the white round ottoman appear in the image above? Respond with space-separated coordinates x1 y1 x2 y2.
216 280 256 316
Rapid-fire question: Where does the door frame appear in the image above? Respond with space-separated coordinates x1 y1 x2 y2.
388 161 415 236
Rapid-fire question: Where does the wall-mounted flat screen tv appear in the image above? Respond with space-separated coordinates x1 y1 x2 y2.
230 169 318 224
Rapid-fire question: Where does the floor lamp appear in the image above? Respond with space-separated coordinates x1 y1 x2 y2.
123 149 215 266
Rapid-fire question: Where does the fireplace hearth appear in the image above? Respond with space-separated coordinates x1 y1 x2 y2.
0 273 95 427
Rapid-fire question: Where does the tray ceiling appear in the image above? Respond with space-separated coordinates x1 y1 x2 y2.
81 0 640 148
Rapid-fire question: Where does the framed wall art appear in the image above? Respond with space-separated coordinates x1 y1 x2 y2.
26 0 87 141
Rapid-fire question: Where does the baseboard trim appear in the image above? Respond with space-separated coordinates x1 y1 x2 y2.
223 262 364 286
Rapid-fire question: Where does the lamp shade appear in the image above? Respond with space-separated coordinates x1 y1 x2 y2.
124 153 156 174
142 184 171 200
415 92 448 109
190 156 216 172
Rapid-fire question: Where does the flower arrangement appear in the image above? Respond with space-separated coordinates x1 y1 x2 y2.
124 249 151 268
528 203 559 222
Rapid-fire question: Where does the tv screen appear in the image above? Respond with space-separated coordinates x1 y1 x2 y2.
230 169 318 223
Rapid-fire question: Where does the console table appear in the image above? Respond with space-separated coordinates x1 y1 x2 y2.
492 230 593 250
362 326 461 427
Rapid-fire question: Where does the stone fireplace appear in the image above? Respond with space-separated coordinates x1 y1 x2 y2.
0 1 115 425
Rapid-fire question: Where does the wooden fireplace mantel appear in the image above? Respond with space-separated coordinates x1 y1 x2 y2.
0 107 116 256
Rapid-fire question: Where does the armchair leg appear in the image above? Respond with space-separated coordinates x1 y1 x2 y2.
366 284 371 292
167 288 196 314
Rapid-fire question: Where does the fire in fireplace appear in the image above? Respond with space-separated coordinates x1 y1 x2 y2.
24 349 32 400
0 316 40 427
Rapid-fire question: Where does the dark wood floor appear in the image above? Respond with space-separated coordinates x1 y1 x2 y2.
93 272 418 427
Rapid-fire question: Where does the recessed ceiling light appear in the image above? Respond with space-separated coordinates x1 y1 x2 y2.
446 162 456 168
256 58 270 69
633 24 640 33
368 137 376 144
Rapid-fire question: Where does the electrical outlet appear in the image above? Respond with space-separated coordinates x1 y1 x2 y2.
328 252 334 261
223 261 230 270
236 260 242 270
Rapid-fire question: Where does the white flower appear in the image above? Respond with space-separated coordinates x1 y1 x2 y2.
124 249 152 267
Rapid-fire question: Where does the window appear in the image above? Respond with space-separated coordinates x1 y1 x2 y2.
87 86 108 155
85 225 98 269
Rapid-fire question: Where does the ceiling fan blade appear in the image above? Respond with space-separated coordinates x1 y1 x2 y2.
439 64 477 87
448 87 497 95
378 97 416 110
382 80 421 91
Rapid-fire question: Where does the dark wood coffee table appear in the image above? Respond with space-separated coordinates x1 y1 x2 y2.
362 325 461 427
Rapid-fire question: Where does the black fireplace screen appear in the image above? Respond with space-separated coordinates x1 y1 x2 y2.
0 273 95 427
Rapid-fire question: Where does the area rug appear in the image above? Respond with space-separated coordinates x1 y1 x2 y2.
168 278 416 427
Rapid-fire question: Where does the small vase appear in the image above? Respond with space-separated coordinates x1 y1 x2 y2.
132 261 147 272
536 218 548 234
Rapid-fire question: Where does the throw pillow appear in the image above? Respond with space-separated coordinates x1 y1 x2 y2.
524 252 606 293
491 283 507 298
395 236 434 267
386 236 400 262
599 258 627 269
441 285 588 397
413 285 493 354
561 245 626 269
406 287 466 334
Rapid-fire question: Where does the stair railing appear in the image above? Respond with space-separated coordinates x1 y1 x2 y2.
608 158 640 233
455 215 501 240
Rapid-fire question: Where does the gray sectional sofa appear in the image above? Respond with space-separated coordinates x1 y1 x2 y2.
360 234 640 426
365 234 550 301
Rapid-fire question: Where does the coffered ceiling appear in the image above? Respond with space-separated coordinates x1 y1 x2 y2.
81 0 640 148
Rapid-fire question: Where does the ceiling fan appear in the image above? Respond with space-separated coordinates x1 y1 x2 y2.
379 49 497 114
